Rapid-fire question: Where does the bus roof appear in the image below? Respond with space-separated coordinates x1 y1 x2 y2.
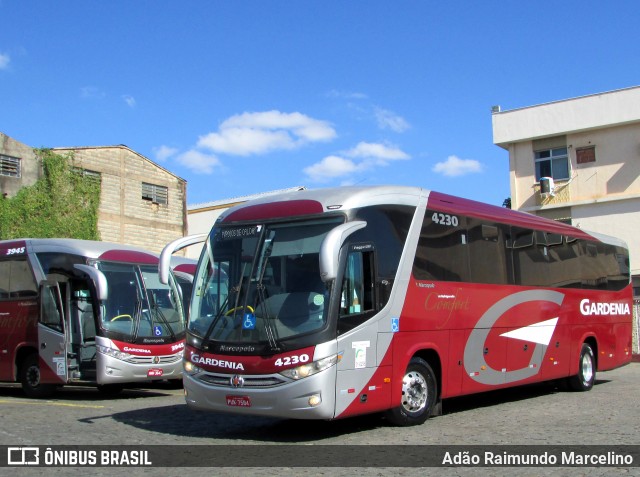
218 185 626 248
0 238 160 264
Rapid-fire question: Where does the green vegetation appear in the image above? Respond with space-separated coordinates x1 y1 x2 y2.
0 149 101 240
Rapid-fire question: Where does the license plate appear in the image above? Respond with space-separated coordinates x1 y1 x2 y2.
147 368 163 377
226 395 251 407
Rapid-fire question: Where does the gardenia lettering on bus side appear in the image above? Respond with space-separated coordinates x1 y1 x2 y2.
579 299 630 316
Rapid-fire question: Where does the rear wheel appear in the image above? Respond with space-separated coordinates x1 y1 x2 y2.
20 354 57 398
567 343 596 391
385 357 437 426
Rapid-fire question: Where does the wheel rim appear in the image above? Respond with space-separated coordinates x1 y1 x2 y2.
401 370 428 414
581 352 594 385
26 365 41 388
582 353 593 384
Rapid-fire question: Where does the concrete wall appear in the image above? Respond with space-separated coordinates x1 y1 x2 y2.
55 146 187 254
493 86 640 145
0 133 39 198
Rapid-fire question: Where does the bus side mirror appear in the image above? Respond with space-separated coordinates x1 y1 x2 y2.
159 234 207 284
74 264 108 301
319 221 367 283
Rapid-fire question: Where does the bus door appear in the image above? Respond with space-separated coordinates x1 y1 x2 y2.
70 286 97 380
334 245 391 416
37 282 69 384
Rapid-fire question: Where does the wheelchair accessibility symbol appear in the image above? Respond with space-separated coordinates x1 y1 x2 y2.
243 313 256 330
154 325 162 336
391 317 400 332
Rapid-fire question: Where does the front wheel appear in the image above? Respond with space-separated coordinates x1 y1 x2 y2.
385 357 437 426
567 343 596 391
20 354 57 399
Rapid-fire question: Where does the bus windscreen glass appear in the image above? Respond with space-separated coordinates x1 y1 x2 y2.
189 217 343 346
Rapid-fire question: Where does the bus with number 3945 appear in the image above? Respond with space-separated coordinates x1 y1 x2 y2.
0 238 187 397
161 186 633 425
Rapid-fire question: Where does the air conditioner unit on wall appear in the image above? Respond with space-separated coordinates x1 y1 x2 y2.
539 177 555 198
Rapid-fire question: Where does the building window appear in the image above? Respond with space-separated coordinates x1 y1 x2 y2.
0 155 21 178
73 168 102 183
534 147 569 181
142 182 168 205
576 146 596 165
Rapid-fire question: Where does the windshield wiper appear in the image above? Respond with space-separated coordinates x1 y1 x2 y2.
148 292 176 341
202 261 248 343
131 294 143 340
254 236 282 353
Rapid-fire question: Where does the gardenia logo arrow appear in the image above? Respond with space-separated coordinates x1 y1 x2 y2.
499 317 559 346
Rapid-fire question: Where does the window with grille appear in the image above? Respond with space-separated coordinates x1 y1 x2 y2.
142 182 168 205
0 155 21 178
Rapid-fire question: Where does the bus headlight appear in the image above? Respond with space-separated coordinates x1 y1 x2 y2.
184 360 202 375
96 345 131 361
279 354 340 380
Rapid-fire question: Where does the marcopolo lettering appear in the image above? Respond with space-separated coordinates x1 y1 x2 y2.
191 354 245 370
579 299 630 316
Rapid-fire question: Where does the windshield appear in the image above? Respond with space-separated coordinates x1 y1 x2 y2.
98 262 185 342
190 217 343 347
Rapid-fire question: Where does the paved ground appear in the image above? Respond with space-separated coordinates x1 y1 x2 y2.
0 363 638 477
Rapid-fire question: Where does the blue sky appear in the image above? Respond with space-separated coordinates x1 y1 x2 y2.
2 1 639 207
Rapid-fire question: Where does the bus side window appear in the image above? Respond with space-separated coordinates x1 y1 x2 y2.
0 259 38 298
338 250 375 332
41 285 64 333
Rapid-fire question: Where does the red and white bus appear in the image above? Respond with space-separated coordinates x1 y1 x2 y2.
0 238 187 397
167 186 633 425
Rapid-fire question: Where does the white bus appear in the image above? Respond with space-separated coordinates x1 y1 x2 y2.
0 238 187 397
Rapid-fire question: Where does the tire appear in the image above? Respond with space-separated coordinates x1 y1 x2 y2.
19 354 57 399
567 343 596 391
385 357 437 426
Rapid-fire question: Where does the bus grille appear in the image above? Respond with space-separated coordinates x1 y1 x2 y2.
197 373 287 388
123 354 182 365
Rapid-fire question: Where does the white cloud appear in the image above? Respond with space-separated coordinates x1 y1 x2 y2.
303 155 360 182
0 53 10 70
153 145 178 162
176 150 223 174
197 110 336 156
374 107 410 133
345 142 410 162
304 141 411 182
123 95 136 107
432 155 483 177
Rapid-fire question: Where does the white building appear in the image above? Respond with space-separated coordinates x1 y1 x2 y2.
492 86 640 300
492 86 640 353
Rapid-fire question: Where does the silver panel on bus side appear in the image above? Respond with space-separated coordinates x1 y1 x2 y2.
333 190 430 417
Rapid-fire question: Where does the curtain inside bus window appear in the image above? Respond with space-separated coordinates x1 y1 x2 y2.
467 219 509 285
